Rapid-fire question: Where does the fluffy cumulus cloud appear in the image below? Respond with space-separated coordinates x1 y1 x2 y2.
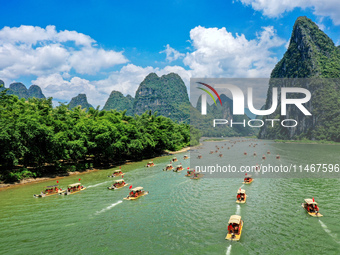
183 25 285 78
94 64 157 97
32 74 101 104
239 0 340 25
1 24 286 108
0 25 128 79
160 44 185 62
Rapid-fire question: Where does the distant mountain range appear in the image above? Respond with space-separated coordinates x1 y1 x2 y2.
0 81 45 99
1 16 339 141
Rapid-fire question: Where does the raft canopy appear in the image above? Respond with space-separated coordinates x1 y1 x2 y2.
166 164 172 167
176 165 182 167
172 157 177 159
68 183 81 187
237 189 245 194
131 187 143 192
114 170 122 173
45 185 58 188
245 175 252 178
114 179 124 183
304 199 317 205
147 162 153 164
228 215 241 224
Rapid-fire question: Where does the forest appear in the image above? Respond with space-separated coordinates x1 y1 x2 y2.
0 87 200 182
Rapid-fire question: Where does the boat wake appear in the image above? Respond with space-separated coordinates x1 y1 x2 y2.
177 179 190 186
319 220 340 244
95 200 123 215
87 181 111 188
235 204 241 215
226 244 232 255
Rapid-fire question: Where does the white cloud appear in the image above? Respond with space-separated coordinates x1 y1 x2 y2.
0 25 128 79
2 24 286 109
239 0 340 25
94 64 157 97
183 25 285 78
316 22 326 31
33 64 191 108
158 65 191 86
32 74 101 106
0 25 95 46
160 44 185 62
69 47 128 74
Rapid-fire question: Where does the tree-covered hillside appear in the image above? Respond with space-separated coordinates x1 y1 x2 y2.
103 90 134 115
133 73 191 123
0 87 193 182
259 16 340 142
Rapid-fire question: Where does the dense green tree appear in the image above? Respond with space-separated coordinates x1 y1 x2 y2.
0 88 197 182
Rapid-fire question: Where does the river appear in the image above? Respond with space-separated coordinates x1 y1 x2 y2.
0 139 339 254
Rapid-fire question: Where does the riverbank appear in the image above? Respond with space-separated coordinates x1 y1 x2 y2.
165 146 191 154
274 139 340 145
203 138 229 142
0 147 192 190
0 168 100 190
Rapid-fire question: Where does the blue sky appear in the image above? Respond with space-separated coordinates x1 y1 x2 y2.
0 0 340 107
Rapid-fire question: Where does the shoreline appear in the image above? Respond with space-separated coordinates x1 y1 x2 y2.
0 146 192 190
165 146 192 154
274 140 339 145
0 168 100 190
203 139 229 142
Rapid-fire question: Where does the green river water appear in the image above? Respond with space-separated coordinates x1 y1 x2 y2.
0 139 339 255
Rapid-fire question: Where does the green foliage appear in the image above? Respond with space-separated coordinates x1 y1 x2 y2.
0 82 46 99
259 16 340 142
0 90 193 181
68 94 93 111
4 168 36 182
7 82 29 99
203 138 226 142
103 91 134 115
133 73 191 123
28 85 46 99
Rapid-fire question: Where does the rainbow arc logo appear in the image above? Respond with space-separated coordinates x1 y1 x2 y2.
197 82 223 106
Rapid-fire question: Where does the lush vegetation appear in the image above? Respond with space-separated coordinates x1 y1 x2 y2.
0 87 194 182
103 91 134 115
68 94 93 110
133 73 191 123
259 16 340 142
0 80 45 99
203 138 226 142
